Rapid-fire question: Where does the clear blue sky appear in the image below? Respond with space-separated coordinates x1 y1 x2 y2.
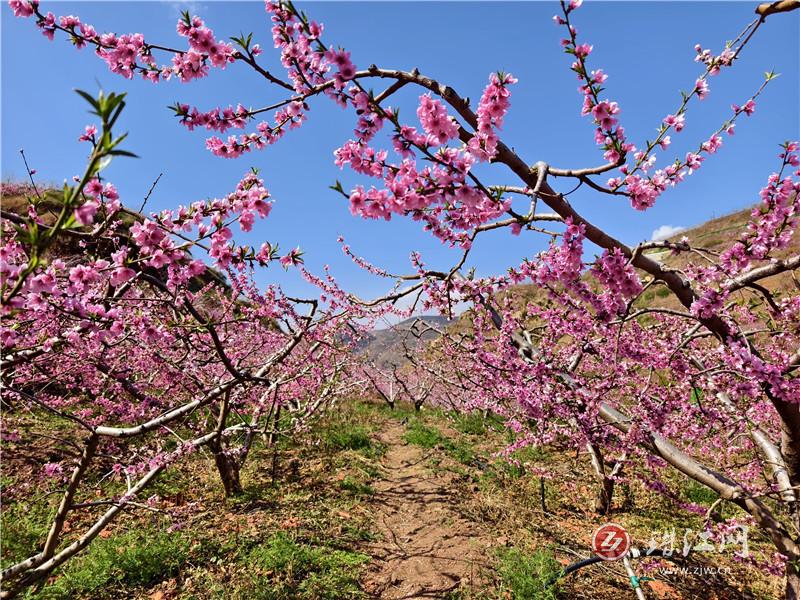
2 1 799 302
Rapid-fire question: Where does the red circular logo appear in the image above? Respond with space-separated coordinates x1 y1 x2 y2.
591 523 630 561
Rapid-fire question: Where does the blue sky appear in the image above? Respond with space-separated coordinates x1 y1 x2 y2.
2 1 799 304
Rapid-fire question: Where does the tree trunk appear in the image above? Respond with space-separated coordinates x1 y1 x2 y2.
587 443 614 515
213 450 243 497
786 559 800 600
594 475 615 515
782 426 800 493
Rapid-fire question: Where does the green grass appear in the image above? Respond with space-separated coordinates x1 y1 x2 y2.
1 500 55 570
402 416 483 467
378 402 417 421
684 480 718 505
339 475 375 497
404 419 447 448
243 532 369 599
451 412 491 436
32 527 190 599
496 547 561 600
323 426 372 451
445 440 477 466
148 465 193 499
496 444 551 479
321 424 383 458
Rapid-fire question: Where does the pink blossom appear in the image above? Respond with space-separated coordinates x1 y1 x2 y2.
74 199 99 225
701 134 723 154
84 178 103 197
663 113 685 132
732 100 756 116
695 78 710 100
280 247 304 268
685 152 704 173
574 43 592 59
78 124 97 142
416 95 459 146
109 267 136 286
42 462 64 478
9 0 37 18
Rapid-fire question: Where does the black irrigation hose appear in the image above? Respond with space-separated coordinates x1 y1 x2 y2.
545 547 687 588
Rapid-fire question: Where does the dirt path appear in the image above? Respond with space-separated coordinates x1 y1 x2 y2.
360 422 494 599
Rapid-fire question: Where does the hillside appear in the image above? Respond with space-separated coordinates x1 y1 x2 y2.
0 185 230 293
642 208 800 306
359 315 451 368
461 205 799 324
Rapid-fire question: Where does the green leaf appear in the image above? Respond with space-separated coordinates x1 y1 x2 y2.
108 149 139 158
329 180 344 195
74 89 99 111
109 132 129 150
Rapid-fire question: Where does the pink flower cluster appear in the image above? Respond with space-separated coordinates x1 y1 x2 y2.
324 47 356 88
417 95 460 146
720 148 800 274
522 219 586 287
555 2 634 165
689 146 799 321
151 170 274 269
467 72 517 161
160 14 235 82
690 288 727 319
336 131 509 246
694 43 736 76
177 14 234 70
592 248 643 314
267 1 351 97
203 101 305 158
74 177 120 225
12 3 235 83
8 0 35 18
173 103 250 132
348 90 386 144
324 65 516 246
1 181 40 198
609 92 760 211
97 31 154 80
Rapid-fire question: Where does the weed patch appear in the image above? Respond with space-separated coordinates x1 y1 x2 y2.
404 420 446 448
1 500 54 570
33 526 190 599
322 425 383 458
243 532 369 599
339 476 375 497
496 547 561 600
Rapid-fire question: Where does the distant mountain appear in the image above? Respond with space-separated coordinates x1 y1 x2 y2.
358 315 451 368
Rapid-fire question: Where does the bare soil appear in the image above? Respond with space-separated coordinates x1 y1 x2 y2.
360 422 493 599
